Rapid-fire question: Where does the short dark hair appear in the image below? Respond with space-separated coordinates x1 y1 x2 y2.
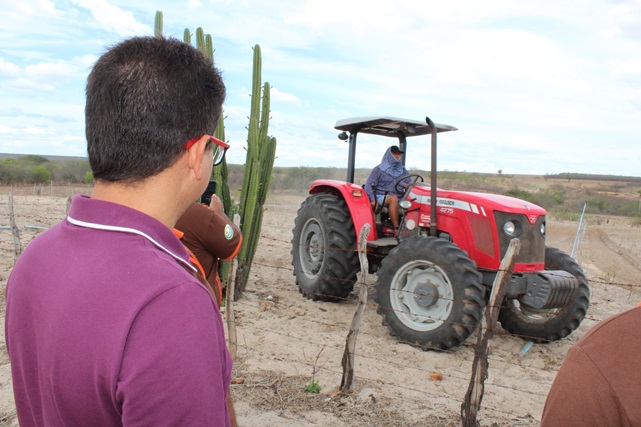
86 36 226 182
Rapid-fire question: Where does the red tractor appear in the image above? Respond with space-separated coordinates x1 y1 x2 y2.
291 116 590 350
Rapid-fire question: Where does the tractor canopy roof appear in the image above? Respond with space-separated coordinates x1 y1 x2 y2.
335 116 457 138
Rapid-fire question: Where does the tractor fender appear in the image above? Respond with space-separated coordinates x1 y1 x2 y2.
309 179 377 241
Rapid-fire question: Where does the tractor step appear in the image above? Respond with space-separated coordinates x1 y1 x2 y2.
367 237 399 248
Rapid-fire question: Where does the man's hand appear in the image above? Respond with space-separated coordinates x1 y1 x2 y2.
208 194 224 213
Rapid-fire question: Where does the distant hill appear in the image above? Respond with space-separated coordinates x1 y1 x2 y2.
0 153 87 161
2 153 640 218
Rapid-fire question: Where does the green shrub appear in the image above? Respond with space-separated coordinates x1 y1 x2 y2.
552 191 566 204
304 380 321 394
29 165 51 183
84 171 94 184
505 189 533 201
22 155 49 164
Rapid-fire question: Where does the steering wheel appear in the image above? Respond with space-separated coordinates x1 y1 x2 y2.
395 174 424 194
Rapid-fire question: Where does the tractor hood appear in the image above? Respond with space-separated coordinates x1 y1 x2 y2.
462 191 546 215
408 186 546 218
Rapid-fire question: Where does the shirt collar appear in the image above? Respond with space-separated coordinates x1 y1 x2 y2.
67 195 195 272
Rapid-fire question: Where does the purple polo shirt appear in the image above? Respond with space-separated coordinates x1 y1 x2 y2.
5 195 233 426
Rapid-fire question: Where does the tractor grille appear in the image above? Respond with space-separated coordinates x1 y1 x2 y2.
494 212 545 264
467 214 495 258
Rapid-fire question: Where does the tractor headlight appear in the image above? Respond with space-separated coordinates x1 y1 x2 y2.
540 222 546 237
503 220 517 236
399 200 412 209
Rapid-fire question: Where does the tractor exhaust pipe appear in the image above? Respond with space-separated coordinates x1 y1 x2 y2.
426 117 438 237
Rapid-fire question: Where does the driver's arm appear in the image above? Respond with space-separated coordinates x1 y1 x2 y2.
364 167 380 201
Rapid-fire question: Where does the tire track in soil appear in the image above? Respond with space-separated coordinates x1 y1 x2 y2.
592 228 641 277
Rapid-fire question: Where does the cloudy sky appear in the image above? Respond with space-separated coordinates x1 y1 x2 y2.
1 0 640 176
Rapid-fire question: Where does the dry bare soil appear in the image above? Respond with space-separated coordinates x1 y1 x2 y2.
2 186 641 426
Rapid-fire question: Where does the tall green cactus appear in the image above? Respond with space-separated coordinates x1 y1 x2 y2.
154 12 276 298
234 45 276 297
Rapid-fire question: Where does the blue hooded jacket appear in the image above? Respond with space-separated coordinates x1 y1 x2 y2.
364 147 410 201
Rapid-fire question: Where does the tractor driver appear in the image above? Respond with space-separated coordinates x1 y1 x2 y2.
365 145 411 233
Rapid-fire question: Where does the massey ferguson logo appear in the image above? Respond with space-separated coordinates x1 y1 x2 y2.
528 215 538 224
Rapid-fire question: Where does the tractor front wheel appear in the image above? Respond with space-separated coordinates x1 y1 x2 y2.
498 247 590 343
374 237 485 350
291 193 360 302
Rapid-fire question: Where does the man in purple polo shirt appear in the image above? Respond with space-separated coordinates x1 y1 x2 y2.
5 37 236 426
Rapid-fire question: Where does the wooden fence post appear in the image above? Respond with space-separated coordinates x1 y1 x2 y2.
461 238 521 426
9 193 22 264
340 223 371 394
225 213 241 360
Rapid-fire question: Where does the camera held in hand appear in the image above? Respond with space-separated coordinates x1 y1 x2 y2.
200 180 217 206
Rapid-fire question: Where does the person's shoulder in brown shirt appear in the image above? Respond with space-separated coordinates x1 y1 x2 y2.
541 306 641 427
175 200 242 304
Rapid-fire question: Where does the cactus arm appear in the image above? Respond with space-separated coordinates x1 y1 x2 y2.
154 11 163 38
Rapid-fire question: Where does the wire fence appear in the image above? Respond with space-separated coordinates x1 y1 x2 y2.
2 192 640 426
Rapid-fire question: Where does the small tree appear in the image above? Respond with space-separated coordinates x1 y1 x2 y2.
29 165 51 183
85 171 94 185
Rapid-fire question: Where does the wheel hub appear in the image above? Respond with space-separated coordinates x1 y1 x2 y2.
299 219 325 278
413 282 439 308
308 235 320 259
389 261 454 332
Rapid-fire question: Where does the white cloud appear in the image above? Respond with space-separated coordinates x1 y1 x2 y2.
75 54 99 68
608 59 641 78
24 127 51 135
271 87 301 106
25 60 76 82
1 138 28 149
0 58 20 79
70 0 151 37
3 0 64 18
611 1 641 39
6 78 57 93
0 124 16 134
1 59 78 94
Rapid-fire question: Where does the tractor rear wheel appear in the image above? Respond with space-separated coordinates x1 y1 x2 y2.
374 236 485 350
498 247 590 343
291 193 360 302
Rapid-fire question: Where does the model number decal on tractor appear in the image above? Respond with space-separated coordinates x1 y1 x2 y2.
409 192 486 217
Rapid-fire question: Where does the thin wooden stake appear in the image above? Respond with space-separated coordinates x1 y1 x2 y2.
462 238 521 427
8 193 22 264
225 213 241 360
340 223 371 394
66 197 72 216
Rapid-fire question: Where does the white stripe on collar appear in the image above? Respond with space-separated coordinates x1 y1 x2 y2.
67 216 196 272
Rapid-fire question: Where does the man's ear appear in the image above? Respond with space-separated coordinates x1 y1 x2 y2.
186 135 209 181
